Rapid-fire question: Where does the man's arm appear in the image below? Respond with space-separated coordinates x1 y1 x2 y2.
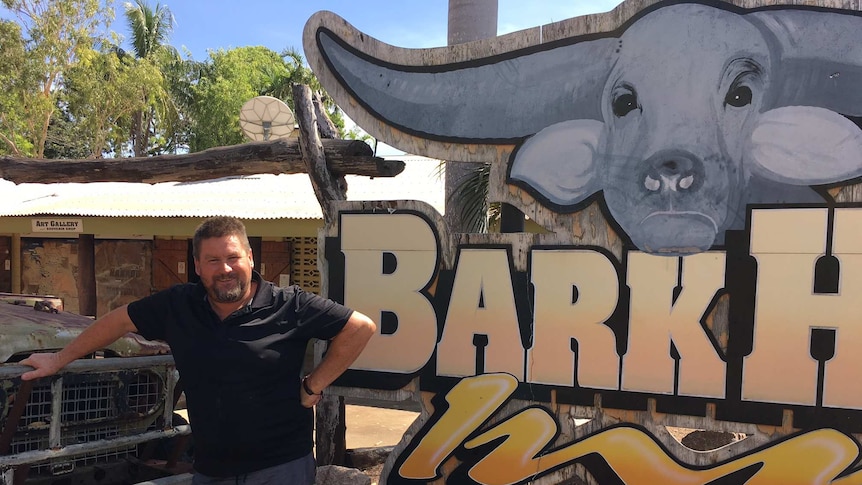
19 305 138 381
300 310 376 407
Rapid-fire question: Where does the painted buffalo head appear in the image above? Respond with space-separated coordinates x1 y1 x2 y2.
305 2 862 254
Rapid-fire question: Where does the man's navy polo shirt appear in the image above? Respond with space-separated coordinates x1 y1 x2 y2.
127 272 352 477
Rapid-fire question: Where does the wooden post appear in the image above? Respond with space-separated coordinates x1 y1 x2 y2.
76 234 97 317
292 83 347 222
11 235 21 293
314 385 347 466
0 236 11 293
292 83 349 465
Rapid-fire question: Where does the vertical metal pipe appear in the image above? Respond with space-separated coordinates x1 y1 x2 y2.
163 368 177 428
48 378 63 449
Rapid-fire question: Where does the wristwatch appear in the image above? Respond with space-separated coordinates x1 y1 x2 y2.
302 375 321 396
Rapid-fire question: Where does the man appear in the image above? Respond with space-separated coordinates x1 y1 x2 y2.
20 217 376 484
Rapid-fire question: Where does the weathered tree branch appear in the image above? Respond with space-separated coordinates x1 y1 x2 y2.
312 91 339 139
294 84 346 225
0 138 404 184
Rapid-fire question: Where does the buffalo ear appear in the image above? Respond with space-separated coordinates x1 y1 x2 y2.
747 106 862 185
508 120 605 207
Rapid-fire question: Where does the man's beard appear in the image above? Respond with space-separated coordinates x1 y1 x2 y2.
207 275 247 303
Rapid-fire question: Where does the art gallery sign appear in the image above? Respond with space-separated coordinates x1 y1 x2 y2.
306 0 862 483
30 219 83 233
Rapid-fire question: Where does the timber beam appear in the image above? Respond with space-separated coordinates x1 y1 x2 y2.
0 138 404 184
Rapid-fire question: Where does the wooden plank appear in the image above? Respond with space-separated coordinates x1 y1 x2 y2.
153 239 189 292
0 139 404 184
260 240 292 285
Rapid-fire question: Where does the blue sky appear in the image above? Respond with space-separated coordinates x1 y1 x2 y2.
111 0 623 60
125 0 624 154
2 1 623 154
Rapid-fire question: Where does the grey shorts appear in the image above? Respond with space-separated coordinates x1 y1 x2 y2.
191 453 316 485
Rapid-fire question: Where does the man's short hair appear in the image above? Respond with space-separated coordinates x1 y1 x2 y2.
192 216 251 260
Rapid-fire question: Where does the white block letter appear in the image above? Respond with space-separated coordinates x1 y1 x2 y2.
744 208 862 408
622 252 726 398
341 213 438 373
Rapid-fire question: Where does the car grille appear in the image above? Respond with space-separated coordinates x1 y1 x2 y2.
3 370 166 475
10 425 138 475
22 380 117 425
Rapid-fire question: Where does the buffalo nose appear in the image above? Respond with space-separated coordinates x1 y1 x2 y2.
643 151 701 193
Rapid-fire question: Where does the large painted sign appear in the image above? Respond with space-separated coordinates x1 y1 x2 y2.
305 1 862 483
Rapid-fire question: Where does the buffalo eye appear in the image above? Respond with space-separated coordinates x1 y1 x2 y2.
725 85 752 107
612 92 639 117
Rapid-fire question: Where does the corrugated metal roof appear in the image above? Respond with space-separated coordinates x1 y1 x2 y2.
0 155 445 220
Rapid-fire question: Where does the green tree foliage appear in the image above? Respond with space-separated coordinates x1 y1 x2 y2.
63 46 162 157
278 48 345 134
0 0 111 157
1 1 340 159
123 0 178 156
185 46 284 151
184 46 346 152
42 108 91 159
0 20 33 155
157 53 201 153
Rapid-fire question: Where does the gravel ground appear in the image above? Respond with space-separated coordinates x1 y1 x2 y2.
362 463 384 484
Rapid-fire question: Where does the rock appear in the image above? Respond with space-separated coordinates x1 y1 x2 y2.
345 446 393 470
315 465 371 485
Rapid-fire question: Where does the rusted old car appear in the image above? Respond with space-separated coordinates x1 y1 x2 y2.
0 295 188 485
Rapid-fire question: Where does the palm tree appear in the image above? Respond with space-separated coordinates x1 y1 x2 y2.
444 161 500 233
124 0 177 156
124 0 176 60
260 48 346 137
